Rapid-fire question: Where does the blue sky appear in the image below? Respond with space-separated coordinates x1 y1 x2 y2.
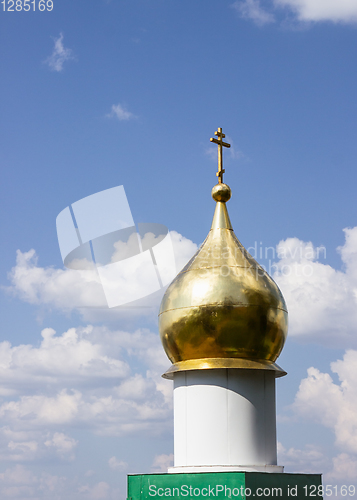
1 0 357 498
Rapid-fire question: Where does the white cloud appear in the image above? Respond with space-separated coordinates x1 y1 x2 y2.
0 318 173 495
274 230 357 480
5 231 197 320
0 426 77 463
0 465 38 485
233 0 357 25
274 0 357 23
0 465 39 498
232 0 275 25
45 33 74 72
338 226 357 282
0 326 129 395
115 374 154 400
0 428 38 462
0 390 82 427
278 441 357 483
151 453 174 472
0 324 172 451
7 440 38 457
1 437 36 463
273 227 357 347
108 456 127 470
292 350 357 456
91 482 111 500
107 103 136 121
6 248 108 310
0 464 115 500
326 453 357 481
78 482 111 500
277 442 329 473
44 432 78 460
0 322 170 493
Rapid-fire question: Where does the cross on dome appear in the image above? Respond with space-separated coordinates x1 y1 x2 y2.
210 127 231 184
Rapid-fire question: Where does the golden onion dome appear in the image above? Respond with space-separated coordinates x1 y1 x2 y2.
159 128 288 379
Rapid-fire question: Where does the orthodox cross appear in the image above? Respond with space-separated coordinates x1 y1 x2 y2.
210 127 231 184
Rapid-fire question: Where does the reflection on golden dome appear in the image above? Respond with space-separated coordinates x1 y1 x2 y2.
159 128 288 379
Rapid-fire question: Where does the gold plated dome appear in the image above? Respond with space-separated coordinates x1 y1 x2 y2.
159 128 288 379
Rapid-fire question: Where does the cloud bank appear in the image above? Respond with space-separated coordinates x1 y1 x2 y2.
273 227 357 347
293 350 357 455
0 463 118 500
0 323 171 498
286 349 357 481
6 231 198 322
2 225 357 494
0 325 171 442
7 226 357 347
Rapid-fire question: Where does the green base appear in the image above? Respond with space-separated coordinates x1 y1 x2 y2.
128 472 322 500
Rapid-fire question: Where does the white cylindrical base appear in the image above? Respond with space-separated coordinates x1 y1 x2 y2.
173 369 279 470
